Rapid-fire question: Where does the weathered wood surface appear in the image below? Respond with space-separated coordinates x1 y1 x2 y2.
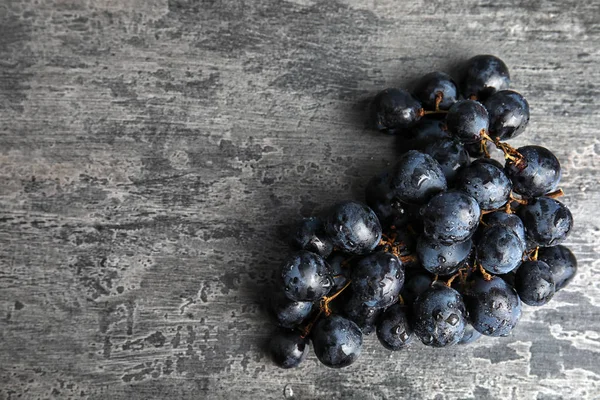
1 0 599 399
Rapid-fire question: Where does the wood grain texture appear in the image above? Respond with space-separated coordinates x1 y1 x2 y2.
1 0 599 399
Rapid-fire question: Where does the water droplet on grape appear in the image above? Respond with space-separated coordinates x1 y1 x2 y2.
446 313 459 326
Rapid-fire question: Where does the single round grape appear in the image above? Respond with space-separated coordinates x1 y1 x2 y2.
390 150 448 205
484 90 530 140
458 323 483 345
515 260 555 306
271 290 313 329
477 225 525 274
517 197 573 247
376 303 414 350
446 99 489 144
351 251 405 308
505 146 561 198
365 170 417 228
324 201 382 254
398 118 451 153
372 88 423 134
455 161 512 210
423 138 471 183
401 272 433 305
464 276 521 337
269 330 309 369
281 251 333 302
417 235 472 276
412 71 458 111
422 191 481 245
537 245 577 291
288 217 333 258
483 211 526 243
461 54 510 100
311 314 363 368
413 283 467 347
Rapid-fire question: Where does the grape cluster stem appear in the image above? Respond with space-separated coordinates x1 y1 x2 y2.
300 280 352 338
478 263 493 281
480 130 525 167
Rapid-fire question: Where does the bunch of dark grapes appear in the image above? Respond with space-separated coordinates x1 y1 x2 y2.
267 55 577 369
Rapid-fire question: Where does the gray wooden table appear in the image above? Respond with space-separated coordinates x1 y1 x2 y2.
1 1 599 399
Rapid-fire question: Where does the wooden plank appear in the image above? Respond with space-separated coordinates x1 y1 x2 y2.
0 0 599 399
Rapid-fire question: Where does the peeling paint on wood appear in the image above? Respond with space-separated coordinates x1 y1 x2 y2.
1 0 599 399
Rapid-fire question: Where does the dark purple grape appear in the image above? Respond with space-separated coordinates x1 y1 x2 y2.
351 251 404 309
376 303 414 350
446 100 489 144
505 146 561 198
417 235 472 276
412 71 458 111
537 245 577 291
289 217 333 258
484 90 530 140
311 315 363 368
271 290 313 329
269 330 309 368
515 260 555 306
483 211 526 243
372 88 423 134
422 191 480 245
461 55 510 100
390 150 448 205
518 197 573 247
281 251 333 302
413 283 467 347
464 276 521 337
455 161 512 210
477 225 524 274
324 201 382 255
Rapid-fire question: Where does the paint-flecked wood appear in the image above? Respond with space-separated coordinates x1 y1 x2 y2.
1 1 599 399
